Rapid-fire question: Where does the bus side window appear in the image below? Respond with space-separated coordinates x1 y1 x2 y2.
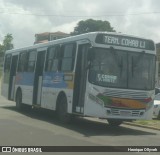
60 43 76 72
27 51 36 72
45 46 60 72
4 54 12 73
17 51 28 72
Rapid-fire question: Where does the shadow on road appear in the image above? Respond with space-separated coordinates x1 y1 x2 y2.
2 105 157 137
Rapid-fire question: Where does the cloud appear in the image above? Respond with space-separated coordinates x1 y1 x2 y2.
0 0 160 48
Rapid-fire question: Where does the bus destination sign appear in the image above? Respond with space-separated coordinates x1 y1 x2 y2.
95 34 155 50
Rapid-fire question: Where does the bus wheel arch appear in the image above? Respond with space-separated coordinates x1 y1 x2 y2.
15 87 23 110
56 91 71 123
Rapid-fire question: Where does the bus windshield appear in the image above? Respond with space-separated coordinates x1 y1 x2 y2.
88 48 155 90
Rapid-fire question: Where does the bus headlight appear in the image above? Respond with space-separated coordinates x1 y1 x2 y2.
88 93 104 106
146 101 153 110
154 105 158 108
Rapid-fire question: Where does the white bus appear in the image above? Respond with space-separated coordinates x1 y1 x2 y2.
1 32 156 126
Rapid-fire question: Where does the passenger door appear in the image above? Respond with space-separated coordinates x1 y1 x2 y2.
8 55 18 100
73 43 89 113
33 49 46 106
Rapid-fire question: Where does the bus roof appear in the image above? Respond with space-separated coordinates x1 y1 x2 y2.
5 32 155 54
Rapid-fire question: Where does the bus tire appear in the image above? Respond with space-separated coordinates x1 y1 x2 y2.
107 119 123 127
16 90 23 111
57 96 71 123
157 111 160 120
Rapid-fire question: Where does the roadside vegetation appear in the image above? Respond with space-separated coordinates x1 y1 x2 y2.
131 119 160 129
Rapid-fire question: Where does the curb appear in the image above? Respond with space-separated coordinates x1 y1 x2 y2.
124 122 160 131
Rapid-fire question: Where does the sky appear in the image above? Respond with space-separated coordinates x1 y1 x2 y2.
0 0 160 48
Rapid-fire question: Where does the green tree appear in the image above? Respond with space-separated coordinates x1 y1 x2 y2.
3 33 14 51
0 44 4 57
0 34 14 57
71 19 116 35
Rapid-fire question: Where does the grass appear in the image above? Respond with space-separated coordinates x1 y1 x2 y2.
133 120 149 125
132 119 160 129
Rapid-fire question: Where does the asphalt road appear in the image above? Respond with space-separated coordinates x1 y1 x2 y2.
0 93 160 155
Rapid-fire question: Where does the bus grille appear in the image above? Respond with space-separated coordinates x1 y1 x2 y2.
103 89 149 100
110 109 143 117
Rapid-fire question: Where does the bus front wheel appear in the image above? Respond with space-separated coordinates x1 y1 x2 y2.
57 97 71 123
107 119 123 127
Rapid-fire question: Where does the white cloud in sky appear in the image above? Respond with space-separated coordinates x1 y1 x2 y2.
0 0 160 48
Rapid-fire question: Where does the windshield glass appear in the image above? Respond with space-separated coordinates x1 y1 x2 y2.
88 48 155 90
128 52 155 90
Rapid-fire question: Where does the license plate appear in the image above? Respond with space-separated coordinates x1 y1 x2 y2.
120 111 131 116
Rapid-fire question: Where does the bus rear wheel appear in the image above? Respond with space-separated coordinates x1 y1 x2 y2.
57 97 71 123
107 119 123 127
157 111 160 120
16 90 23 110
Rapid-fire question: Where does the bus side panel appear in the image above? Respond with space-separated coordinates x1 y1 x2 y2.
41 87 57 110
41 72 65 110
15 72 35 105
41 72 74 113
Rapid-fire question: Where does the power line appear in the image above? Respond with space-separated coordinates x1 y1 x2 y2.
0 6 159 14
0 11 160 17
